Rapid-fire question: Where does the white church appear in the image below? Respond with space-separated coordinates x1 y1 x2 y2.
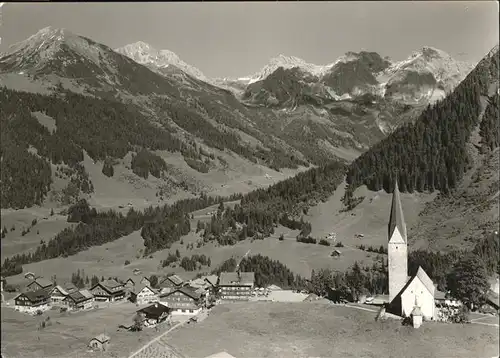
386 181 436 321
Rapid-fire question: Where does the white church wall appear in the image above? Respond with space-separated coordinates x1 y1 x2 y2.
401 278 435 320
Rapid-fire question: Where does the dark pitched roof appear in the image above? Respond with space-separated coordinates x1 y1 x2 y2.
91 279 124 294
62 282 78 293
91 334 110 343
165 274 184 286
101 279 123 289
130 284 157 295
137 303 171 319
388 180 407 243
160 285 201 300
16 289 50 302
28 278 53 289
219 272 255 286
65 289 93 303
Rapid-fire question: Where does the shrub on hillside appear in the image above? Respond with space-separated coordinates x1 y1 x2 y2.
184 158 209 173
102 159 114 177
297 236 317 244
319 239 331 246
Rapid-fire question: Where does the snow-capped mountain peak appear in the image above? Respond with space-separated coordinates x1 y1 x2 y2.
244 54 334 84
115 42 208 82
0 26 113 74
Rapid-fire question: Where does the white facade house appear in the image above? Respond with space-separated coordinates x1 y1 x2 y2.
14 290 51 314
130 285 158 305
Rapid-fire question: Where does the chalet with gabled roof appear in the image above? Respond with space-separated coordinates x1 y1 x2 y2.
218 271 255 302
90 279 125 302
136 302 171 327
159 274 185 294
130 285 158 305
159 285 202 315
89 334 110 351
26 278 53 292
14 289 51 314
64 289 94 310
49 285 70 304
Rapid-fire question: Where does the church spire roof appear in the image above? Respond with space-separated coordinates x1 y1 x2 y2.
388 180 407 243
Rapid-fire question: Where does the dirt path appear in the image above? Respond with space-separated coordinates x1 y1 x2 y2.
128 310 209 358
127 319 188 358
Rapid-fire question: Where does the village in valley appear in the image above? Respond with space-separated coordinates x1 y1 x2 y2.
0 2 499 357
1 185 498 358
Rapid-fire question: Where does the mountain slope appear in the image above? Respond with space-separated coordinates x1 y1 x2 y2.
343 45 499 250
0 27 477 213
0 28 373 210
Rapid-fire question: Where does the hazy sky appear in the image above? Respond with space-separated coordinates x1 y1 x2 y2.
1 2 498 78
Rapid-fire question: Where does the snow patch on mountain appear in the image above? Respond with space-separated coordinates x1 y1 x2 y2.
115 41 209 82
380 46 474 93
243 54 334 84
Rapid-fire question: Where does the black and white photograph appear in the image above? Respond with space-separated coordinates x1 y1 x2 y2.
0 1 498 357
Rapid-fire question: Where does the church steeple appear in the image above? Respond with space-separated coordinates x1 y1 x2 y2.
388 180 407 243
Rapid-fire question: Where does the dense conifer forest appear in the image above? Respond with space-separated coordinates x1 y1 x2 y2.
131 149 168 179
343 47 499 206
0 87 183 208
479 93 499 153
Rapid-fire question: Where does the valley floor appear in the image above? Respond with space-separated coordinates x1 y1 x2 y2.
1 301 497 358
165 301 499 358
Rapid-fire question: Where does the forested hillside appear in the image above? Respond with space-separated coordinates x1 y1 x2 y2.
0 194 241 277
0 87 182 208
195 161 346 245
343 46 499 206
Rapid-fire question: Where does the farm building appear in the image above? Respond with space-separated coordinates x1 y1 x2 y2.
89 334 110 351
129 285 158 305
218 271 255 302
90 279 125 302
386 181 436 320
14 290 51 314
159 274 185 294
136 302 172 327
64 289 94 310
26 278 53 292
331 250 342 257
160 286 202 315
